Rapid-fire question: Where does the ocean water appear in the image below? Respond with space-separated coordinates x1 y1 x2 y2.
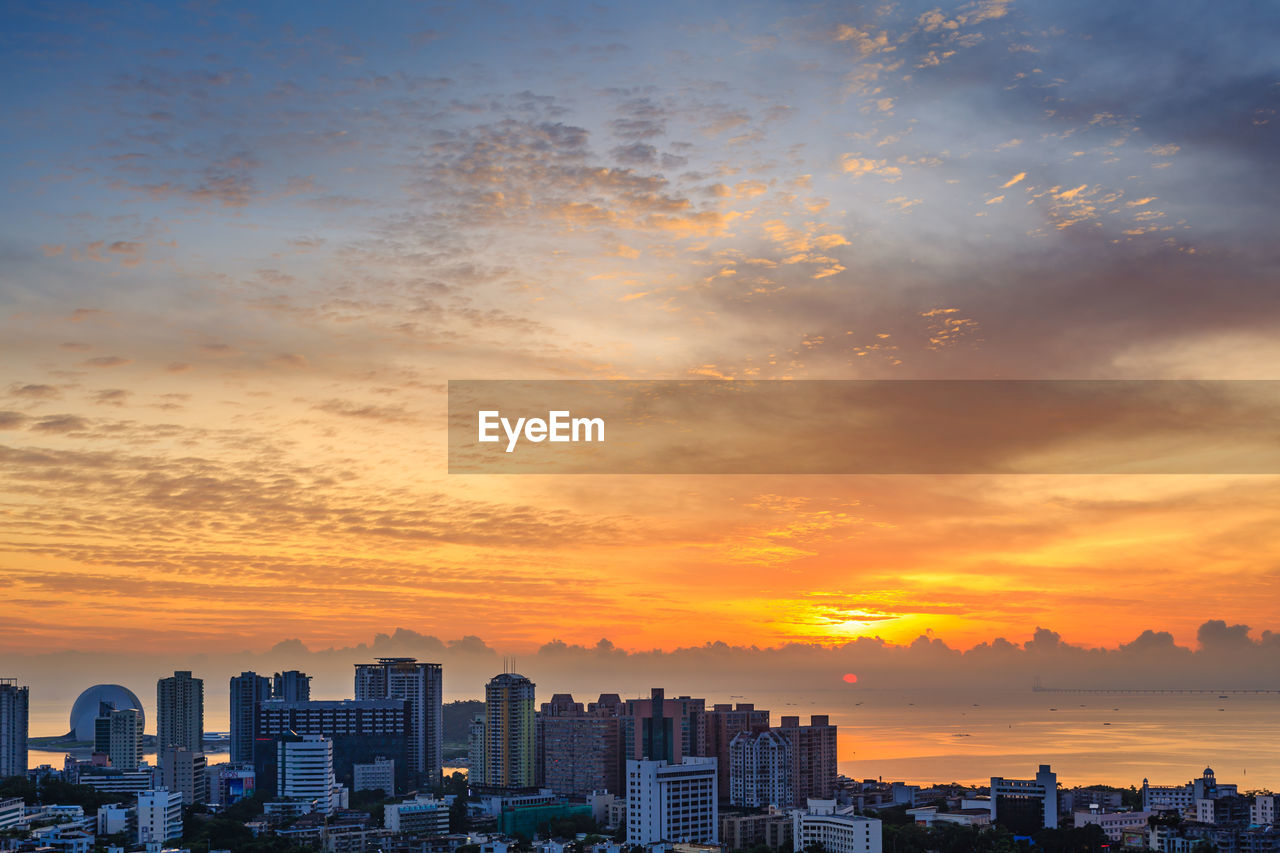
25 687 1280 790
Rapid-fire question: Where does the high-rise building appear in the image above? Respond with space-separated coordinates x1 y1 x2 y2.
991 765 1059 834
626 756 718 844
619 689 706 765
254 699 410 795
354 658 442 784
229 672 271 765
278 733 337 816
156 671 203 768
703 703 769 799
273 670 311 702
777 715 837 805
160 747 208 805
137 789 183 843
729 729 791 808
537 693 622 797
467 715 486 785
483 672 536 790
94 704 143 771
0 680 29 778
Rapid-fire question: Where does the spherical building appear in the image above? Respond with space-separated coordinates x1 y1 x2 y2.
69 684 145 741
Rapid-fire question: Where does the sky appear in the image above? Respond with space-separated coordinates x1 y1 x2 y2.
1 1 1278 671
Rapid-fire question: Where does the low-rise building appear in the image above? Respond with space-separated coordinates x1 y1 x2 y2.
792 799 881 853
1072 810 1152 841
385 795 451 835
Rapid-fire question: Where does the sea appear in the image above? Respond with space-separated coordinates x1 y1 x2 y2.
26 687 1280 791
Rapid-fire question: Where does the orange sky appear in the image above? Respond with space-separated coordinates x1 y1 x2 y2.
2 0 1278 658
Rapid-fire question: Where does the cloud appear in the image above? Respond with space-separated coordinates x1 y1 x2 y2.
81 356 132 368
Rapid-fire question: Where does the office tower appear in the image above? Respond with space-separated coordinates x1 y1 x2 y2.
230 672 271 764
254 698 410 795
730 729 791 807
160 747 208 805
483 672 536 790
793 800 882 853
626 756 718 844
990 765 1059 834
537 693 622 797
156 671 204 767
0 680 29 778
137 789 183 843
354 658 442 784
278 733 337 815
777 715 837 805
273 670 311 702
94 704 144 771
703 702 769 799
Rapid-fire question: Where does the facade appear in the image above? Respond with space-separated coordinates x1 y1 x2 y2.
0 796 23 830
274 670 312 702
230 672 272 764
626 757 719 845
385 795 451 835
353 756 397 795
94 705 143 770
777 715 837 805
354 658 443 784
207 763 256 806
1255 794 1280 826
990 765 1059 834
1072 810 1153 842
156 670 204 767
484 672 537 790
729 729 792 808
703 703 770 799
0 679 28 778
160 747 208 805
76 765 155 796
538 693 622 797
720 807 793 851
1197 794 1253 825
793 799 882 853
136 789 183 843
254 698 410 795
620 689 694 766
279 733 338 816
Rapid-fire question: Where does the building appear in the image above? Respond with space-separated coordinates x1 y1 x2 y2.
703 703 769 799
274 670 312 702
1144 767 1238 815
67 684 144 742
990 765 1058 834
385 795 452 835
730 729 791 808
906 806 991 828
1255 794 1280 826
279 733 339 816
254 698 410 795
156 671 204 768
96 802 134 836
626 757 718 844
1072 810 1152 842
94 704 143 770
0 679 28 778
160 747 208 805
230 672 272 764
469 714 486 783
355 658 443 785
207 763 256 807
1197 794 1252 825
75 764 155 796
0 796 23 830
483 673 537 791
499 800 593 838
777 715 837 805
137 789 184 844
538 693 622 797
620 689 692 766
720 807 793 851
353 756 397 795
792 798 882 853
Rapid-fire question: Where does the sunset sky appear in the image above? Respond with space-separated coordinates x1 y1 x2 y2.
2 0 1278 659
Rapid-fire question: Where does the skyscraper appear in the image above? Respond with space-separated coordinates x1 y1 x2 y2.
0 679 28 778
353 658 442 784
94 704 143 771
229 672 271 765
537 693 622 797
156 671 203 769
273 670 311 702
777 715 837 805
483 672 536 790
278 733 337 815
